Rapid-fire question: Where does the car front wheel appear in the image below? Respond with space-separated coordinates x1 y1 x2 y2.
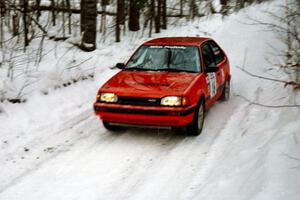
185 99 205 136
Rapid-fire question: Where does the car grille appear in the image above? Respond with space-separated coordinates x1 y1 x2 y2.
94 106 195 116
117 96 161 106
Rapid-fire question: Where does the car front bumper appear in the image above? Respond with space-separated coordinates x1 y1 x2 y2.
94 103 195 127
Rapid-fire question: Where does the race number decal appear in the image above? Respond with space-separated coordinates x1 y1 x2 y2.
206 73 217 97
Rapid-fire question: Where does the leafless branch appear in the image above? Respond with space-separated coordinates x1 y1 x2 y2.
282 152 300 162
282 152 300 170
66 56 93 70
236 65 300 89
234 94 300 108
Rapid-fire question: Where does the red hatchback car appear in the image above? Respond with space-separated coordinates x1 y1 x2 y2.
94 37 231 135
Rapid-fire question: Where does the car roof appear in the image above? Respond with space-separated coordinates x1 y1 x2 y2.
143 37 210 46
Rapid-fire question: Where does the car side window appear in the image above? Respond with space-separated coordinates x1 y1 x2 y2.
201 43 216 68
209 41 225 64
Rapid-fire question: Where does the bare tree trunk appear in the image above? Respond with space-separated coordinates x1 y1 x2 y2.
123 0 128 35
66 0 71 34
162 0 167 29
50 0 56 26
220 0 228 15
62 0 66 37
0 0 4 49
129 0 140 31
35 33 46 64
116 19 120 42
116 0 124 42
100 6 106 34
118 0 125 25
180 0 183 17
12 13 20 37
22 0 29 50
80 0 86 33
155 0 161 33
149 0 155 37
209 0 216 14
36 0 41 21
80 0 97 51
100 0 109 36
189 0 197 19
236 0 245 11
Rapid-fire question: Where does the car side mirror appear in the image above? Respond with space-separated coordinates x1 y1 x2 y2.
115 63 125 69
205 63 219 73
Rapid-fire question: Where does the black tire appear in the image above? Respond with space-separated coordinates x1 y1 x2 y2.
102 121 124 132
184 99 205 136
220 79 230 101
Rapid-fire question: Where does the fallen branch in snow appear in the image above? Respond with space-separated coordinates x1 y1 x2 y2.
66 57 93 70
234 94 300 108
282 153 300 170
56 46 76 68
236 66 300 90
282 152 300 162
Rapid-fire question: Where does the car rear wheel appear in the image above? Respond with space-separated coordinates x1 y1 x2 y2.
220 79 230 101
185 99 205 136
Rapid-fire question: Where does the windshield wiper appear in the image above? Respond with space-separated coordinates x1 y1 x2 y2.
125 66 159 72
157 68 196 73
125 66 145 71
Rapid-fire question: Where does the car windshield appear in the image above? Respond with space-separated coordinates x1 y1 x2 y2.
125 45 201 73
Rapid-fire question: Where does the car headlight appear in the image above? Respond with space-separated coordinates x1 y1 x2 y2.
161 96 182 106
160 96 190 106
100 93 118 103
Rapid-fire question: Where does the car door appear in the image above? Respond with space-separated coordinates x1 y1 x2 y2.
208 40 227 92
201 42 219 104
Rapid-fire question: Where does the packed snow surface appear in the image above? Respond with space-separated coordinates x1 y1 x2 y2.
0 1 300 200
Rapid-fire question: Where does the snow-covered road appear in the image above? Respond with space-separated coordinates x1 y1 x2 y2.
1 89 299 200
0 96 241 199
1 1 300 199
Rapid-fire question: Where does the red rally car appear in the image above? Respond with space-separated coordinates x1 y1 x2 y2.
94 37 231 136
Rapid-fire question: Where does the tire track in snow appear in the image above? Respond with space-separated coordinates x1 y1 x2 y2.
0 97 242 200
0 108 100 193
110 132 188 200
182 102 259 200
107 98 242 200
148 101 240 199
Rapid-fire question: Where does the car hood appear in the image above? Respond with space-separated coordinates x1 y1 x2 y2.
100 70 198 98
